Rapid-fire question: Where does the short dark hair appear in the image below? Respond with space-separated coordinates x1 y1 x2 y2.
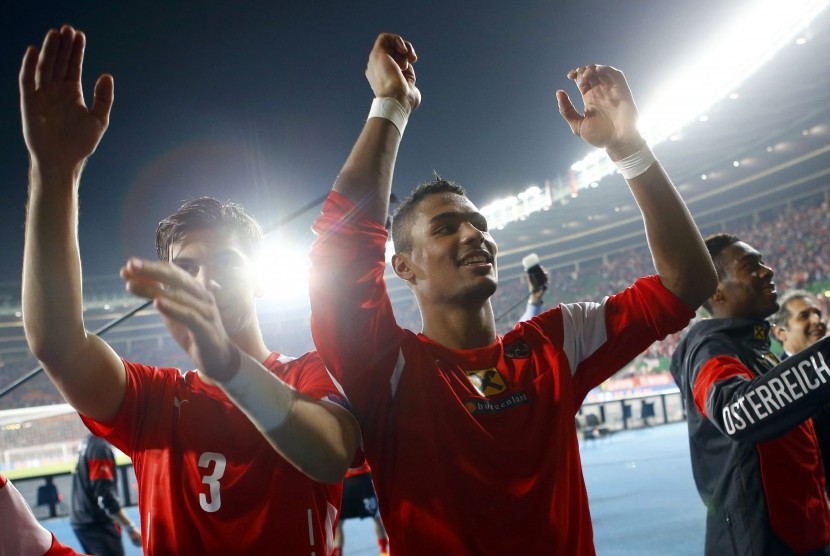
701 233 741 314
391 175 467 252
155 197 263 262
769 289 814 335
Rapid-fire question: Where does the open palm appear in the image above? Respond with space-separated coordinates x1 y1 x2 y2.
558 65 642 158
19 26 113 171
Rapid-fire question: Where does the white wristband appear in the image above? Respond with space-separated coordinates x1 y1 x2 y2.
221 352 295 432
368 97 409 135
614 144 657 180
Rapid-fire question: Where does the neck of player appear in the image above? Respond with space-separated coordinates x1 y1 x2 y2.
420 300 497 351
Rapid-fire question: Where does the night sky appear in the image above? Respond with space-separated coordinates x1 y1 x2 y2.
2 0 754 283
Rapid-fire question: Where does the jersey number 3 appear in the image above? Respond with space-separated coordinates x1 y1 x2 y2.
199 451 227 513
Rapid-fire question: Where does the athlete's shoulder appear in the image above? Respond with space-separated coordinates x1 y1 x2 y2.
270 350 323 373
122 357 184 381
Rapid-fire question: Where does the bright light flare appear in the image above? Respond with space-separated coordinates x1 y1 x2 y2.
481 184 553 229
565 0 828 197
640 0 828 142
256 240 310 301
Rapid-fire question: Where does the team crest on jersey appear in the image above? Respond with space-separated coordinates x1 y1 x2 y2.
505 341 531 359
753 325 767 340
465 368 507 397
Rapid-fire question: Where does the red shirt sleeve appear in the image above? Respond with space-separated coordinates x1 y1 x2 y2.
528 275 694 403
80 359 174 456
309 191 406 411
693 355 754 417
280 352 352 411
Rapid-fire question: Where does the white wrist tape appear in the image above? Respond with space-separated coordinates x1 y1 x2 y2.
614 144 657 180
221 352 295 432
368 97 409 135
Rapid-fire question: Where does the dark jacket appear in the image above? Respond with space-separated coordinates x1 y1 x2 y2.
70 434 122 527
671 318 830 555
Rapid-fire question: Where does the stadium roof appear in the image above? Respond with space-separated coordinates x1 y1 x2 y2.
385 6 830 304
2 6 830 315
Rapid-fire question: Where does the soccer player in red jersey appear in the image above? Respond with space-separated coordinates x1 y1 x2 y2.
20 26 360 554
308 33 717 554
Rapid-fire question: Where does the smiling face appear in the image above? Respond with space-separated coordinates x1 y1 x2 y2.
711 241 778 320
392 191 498 306
170 227 260 340
774 296 827 355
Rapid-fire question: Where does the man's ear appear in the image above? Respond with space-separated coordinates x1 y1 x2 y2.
392 253 415 282
709 284 725 308
772 325 787 343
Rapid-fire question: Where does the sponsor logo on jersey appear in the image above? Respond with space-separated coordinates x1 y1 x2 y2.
465 392 529 415
753 325 766 340
465 368 507 397
505 341 531 359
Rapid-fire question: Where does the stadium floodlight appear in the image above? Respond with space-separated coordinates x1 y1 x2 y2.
256 237 311 301
564 0 829 208
481 184 553 229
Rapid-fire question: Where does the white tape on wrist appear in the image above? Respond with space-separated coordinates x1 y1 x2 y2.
368 97 409 135
614 144 657 180
221 352 295 432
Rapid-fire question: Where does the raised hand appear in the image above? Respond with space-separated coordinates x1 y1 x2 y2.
19 25 113 173
120 258 240 382
366 33 421 113
556 64 643 160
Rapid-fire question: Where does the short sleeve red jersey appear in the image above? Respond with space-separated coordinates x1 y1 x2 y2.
81 351 344 555
310 191 694 555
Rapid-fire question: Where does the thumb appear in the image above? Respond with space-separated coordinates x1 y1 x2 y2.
90 74 114 127
556 90 582 136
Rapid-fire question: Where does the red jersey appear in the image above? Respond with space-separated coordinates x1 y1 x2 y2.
309 192 694 555
82 351 345 555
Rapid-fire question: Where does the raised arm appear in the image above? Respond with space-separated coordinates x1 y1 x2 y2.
20 26 125 423
557 64 716 309
693 337 830 444
121 258 360 483
333 33 420 224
